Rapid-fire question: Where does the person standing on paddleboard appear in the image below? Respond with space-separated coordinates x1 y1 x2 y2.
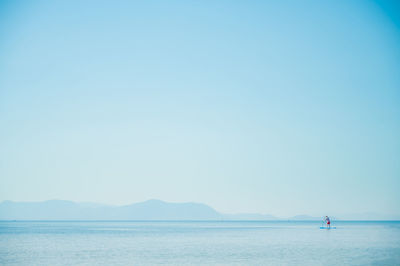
324 216 331 228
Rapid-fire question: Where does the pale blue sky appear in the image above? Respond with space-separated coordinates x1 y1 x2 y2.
0 0 399 217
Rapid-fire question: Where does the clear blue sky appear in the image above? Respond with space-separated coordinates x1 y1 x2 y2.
0 0 399 217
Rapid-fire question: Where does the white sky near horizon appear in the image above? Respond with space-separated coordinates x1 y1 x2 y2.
0 0 399 218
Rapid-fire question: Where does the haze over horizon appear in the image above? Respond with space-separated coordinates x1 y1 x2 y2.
1 198 397 220
1 0 399 218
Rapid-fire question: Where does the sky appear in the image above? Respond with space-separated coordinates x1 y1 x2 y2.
0 0 399 218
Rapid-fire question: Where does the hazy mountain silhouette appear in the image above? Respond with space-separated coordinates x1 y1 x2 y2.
3 200 392 220
0 199 223 220
0 199 283 220
114 199 221 220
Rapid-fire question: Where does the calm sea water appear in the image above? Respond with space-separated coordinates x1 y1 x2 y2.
0 220 399 265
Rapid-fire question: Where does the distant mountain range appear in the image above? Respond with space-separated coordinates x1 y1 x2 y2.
0 200 396 220
0 199 220 220
0 199 283 220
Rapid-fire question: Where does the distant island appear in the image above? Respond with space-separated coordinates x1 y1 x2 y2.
0 199 396 220
0 199 314 220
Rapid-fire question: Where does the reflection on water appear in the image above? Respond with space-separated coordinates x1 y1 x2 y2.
1 221 399 265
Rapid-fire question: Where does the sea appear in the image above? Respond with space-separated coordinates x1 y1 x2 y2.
0 220 399 265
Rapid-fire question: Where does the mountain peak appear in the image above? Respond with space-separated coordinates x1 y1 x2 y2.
0 199 221 220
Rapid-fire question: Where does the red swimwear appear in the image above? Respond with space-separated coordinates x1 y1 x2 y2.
327 221 330 224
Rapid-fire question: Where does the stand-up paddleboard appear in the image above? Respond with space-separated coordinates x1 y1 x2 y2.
320 227 336 229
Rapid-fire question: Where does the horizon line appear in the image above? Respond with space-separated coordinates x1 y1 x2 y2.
1 199 399 220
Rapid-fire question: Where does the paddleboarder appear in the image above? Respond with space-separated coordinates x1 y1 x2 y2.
324 216 331 228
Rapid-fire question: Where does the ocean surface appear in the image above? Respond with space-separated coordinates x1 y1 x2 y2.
0 220 399 265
